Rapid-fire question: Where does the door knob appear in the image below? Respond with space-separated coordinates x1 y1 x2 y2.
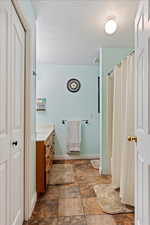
12 141 18 146
128 136 138 143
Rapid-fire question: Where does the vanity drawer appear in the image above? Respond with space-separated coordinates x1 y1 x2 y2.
45 133 54 148
45 146 50 158
45 139 51 148
45 171 50 187
49 159 53 169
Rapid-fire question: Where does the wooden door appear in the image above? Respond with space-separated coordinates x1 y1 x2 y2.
0 1 11 225
135 0 150 224
10 5 25 225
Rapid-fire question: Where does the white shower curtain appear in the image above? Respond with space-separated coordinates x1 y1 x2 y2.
111 64 122 188
111 54 135 206
105 73 114 174
120 55 135 206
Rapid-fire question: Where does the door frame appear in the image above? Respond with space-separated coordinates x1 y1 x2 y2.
11 0 36 220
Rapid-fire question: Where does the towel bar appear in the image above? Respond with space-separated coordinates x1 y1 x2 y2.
62 120 88 125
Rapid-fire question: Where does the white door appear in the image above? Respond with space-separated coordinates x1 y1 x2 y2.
0 1 11 225
10 5 25 225
135 0 150 225
0 1 25 225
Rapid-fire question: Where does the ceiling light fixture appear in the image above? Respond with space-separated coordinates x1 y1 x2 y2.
105 19 118 35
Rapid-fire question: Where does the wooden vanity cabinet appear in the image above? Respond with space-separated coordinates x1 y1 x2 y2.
36 131 55 193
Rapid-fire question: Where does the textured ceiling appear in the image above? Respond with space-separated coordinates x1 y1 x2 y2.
32 0 139 65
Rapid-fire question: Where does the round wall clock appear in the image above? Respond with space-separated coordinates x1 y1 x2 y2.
67 78 81 93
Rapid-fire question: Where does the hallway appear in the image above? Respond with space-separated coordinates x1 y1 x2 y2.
24 160 134 225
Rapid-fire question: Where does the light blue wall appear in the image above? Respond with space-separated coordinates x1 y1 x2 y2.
100 48 132 174
37 64 99 158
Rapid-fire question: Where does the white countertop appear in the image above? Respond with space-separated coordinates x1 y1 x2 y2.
36 125 55 141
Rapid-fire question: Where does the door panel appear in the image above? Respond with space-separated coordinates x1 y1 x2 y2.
10 5 25 225
0 1 11 225
137 12 144 49
137 53 144 130
147 38 150 134
137 155 144 224
0 163 8 225
135 2 145 225
135 1 150 225
0 1 25 225
11 151 22 225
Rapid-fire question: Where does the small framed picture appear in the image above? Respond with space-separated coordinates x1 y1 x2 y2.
36 98 46 111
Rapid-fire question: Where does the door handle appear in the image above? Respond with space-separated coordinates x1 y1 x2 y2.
12 141 18 146
128 136 138 143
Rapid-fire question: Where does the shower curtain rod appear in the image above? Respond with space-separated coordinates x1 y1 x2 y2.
107 49 135 76
129 50 135 55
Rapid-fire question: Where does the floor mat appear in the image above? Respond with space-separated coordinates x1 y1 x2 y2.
94 184 134 215
90 160 100 169
49 164 75 185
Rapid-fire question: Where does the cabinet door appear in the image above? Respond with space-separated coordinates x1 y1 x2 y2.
0 1 11 225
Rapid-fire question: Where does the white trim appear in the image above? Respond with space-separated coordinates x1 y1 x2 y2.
99 156 103 175
11 0 36 221
29 192 37 218
54 154 100 160
99 167 102 175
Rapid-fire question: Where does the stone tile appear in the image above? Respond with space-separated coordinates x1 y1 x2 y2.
32 199 58 218
72 159 91 165
113 214 134 225
58 198 84 217
24 217 58 225
49 164 75 185
39 185 60 200
75 175 99 184
82 198 104 215
79 183 96 198
86 215 116 225
75 168 99 178
74 162 92 169
57 216 87 225
59 184 80 198
54 160 73 164
28 159 132 225
96 175 112 185
75 175 111 185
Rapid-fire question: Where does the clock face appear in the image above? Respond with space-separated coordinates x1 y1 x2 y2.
67 79 81 93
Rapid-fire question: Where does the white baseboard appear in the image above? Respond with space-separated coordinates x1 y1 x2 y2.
30 192 37 218
54 154 100 160
99 166 102 175
99 157 103 175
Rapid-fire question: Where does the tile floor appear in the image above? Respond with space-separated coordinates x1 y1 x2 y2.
24 159 134 225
